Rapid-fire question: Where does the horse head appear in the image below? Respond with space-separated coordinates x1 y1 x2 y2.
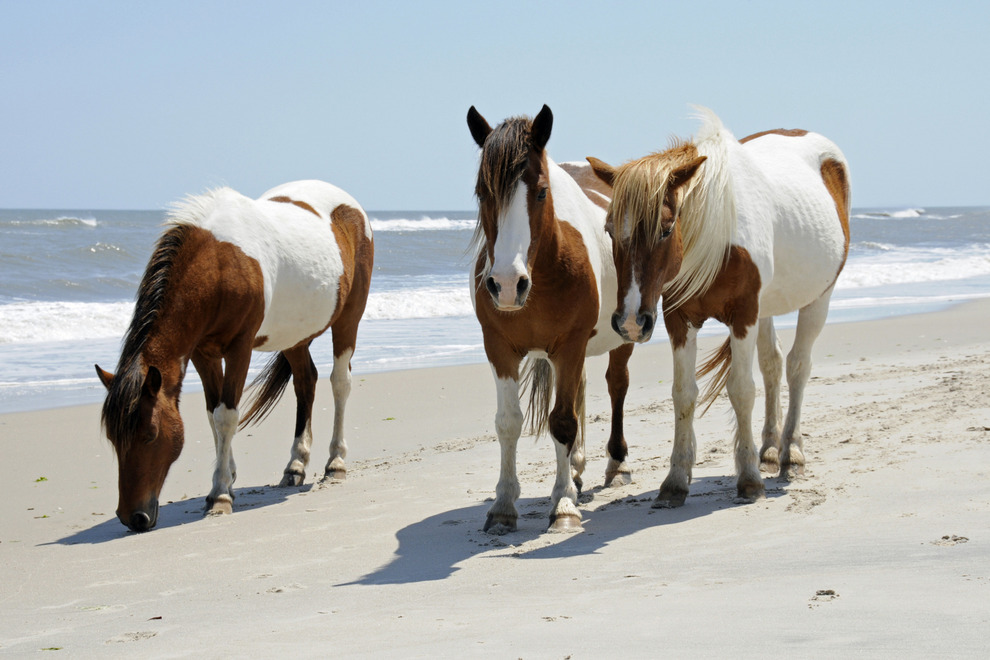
589 151 706 342
467 104 555 311
97 363 184 532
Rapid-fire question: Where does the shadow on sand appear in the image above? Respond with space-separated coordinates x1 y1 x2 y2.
45 482 313 546
345 475 787 586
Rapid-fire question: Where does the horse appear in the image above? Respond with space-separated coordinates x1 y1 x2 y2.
467 105 635 534
588 107 850 506
96 180 374 532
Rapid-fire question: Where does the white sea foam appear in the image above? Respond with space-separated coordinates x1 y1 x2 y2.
369 216 475 232
363 286 473 320
837 246 990 289
2 215 99 227
852 208 925 219
0 301 132 344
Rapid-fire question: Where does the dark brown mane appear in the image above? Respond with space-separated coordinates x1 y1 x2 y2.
101 224 189 449
472 116 534 254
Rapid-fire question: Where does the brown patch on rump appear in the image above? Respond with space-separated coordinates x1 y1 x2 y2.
269 196 321 218
820 158 851 274
327 204 374 358
739 128 809 144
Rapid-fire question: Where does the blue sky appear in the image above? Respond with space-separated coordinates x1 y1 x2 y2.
2 1 988 210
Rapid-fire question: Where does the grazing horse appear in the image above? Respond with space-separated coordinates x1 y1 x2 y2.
467 105 635 534
96 180 374 532
589 107 850 506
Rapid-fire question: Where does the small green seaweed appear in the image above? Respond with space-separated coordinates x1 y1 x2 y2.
35 476 48 483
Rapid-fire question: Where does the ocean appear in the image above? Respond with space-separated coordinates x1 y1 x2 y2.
1 206 988 414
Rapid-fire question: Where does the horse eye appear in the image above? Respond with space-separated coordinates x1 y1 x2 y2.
537 187 548 201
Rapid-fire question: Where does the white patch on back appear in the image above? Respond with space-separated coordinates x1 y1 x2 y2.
169 180 367 351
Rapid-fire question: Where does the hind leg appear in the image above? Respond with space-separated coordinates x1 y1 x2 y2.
324 345 353 480
279 344 319 487
757 318 783 471
604 343 634 487
569 366 588 493
780 290 832 477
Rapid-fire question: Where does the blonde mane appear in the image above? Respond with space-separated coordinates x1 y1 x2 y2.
611 107 737 308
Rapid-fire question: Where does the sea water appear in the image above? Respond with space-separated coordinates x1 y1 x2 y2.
1 206 988 413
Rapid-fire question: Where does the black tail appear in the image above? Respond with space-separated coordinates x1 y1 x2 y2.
520 357 586 445
239 352 292 429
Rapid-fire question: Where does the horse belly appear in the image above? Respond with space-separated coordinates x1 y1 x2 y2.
254 237 344 352
759 214 846 318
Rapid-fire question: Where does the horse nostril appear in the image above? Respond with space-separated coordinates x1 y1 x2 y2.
485 276 500 298
611 313 623 337
638 311 656 337
516 276 530 297
129 511 153 533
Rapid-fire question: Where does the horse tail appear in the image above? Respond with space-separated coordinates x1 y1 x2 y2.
521 357 586 447
239 352 292 429
697 337 732 416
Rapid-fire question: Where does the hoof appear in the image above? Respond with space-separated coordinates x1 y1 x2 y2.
547 513 583 534
279 470 306 487
779 462 805 480
483 513 517 535
760 446 780 473
205 496 233 516
604 470 633 488
736 479 766 502
653 489 688 509
323 467 346 482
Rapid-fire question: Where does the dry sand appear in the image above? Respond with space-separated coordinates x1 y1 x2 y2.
1 300 988 657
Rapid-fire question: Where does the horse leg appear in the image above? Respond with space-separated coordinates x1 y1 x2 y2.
205 340 253 515
547 345 587 533
279 345 319 487
324 343 354 480
484 365 524 534
757 317 783 471
604 343 634 487
569 366 587 494
780 290 832 477
655 325 699 508
727 327 764 501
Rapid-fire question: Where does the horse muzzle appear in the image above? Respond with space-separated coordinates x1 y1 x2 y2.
485 273 531 311
117 497 160 533
611 309 656 343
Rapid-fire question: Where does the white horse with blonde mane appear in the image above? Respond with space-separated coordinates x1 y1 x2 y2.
590 107 850 506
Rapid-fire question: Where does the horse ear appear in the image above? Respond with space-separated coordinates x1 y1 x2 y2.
586 157 615 188
531 104 553 151
95 365 115 390
142 366 163 399
668 155 708 191
467 106 492 148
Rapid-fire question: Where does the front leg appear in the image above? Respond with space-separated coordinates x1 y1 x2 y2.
604 343 634 487
485 370 523 534
655 325 699 508
206 403 239 515
546 347 587 533
728 328 764 500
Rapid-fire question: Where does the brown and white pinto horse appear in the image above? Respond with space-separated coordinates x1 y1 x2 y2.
467 105 634 534
590 108 850 506
96 180 373 532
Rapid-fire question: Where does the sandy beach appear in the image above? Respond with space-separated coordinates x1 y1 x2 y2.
1 300 988 657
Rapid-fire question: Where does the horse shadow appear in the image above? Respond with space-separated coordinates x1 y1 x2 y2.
46 483 312 546
344 475 786 586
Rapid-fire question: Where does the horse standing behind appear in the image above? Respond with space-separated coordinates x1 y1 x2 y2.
590 107 850 506
97 180 374 532
467 105 635 534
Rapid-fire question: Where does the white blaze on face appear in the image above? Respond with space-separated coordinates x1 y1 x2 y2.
619 270 645 341
488 184 531 308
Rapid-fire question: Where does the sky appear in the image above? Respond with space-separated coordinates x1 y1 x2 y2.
1 1 988 211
